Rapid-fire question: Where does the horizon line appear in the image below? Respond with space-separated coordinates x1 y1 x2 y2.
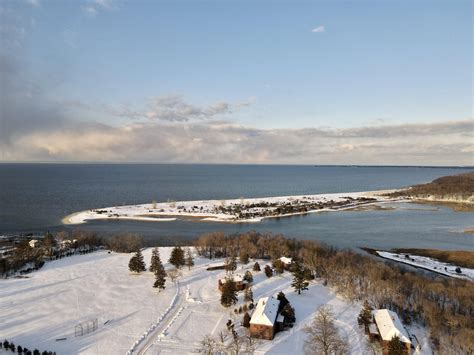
0 162 472 169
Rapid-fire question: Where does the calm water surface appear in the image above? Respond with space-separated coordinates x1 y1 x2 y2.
0 164 472 250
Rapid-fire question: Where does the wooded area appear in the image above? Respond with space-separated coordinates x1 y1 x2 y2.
390 172 474 200
194 232 474 354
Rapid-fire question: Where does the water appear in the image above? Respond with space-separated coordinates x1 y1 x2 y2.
0 164 472 250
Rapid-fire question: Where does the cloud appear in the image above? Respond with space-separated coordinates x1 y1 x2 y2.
72 95 253 122
82 6 98 16
1 118 473 165
311 26 325 33
82 0 114 16
26 0 40 6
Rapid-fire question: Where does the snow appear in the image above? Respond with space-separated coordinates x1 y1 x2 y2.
219 274 244 283
0 247 426 355
376 251 474 281
250 296 280 326
279 257 292 265
63 190 394 225
372 309 411 344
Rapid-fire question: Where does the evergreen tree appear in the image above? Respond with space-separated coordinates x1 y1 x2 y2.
242 312 251 328
357 300 373 332
149 248 161 273
244 286 253 303
185 247 194 270
151 249 166 290
277 291 289 311
128 250 146 273
291 263 309 295
253 262 261 272
281 303 296 324
387 335 405 355
243 270 253 283
169 246 185 269
220 278 238 307
264 265 273 278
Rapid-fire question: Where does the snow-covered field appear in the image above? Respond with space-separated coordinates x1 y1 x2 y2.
1 248 430 355
63 190 395 225
376 251 474 281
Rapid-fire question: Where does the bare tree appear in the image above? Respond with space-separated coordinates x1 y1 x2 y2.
167 268 181 282
303 306 348 355
243 334 260 353
199 334 217 355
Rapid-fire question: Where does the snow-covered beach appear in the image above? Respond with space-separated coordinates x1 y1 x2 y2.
63 190 397 225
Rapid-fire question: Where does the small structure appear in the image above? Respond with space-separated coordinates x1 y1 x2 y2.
279 257 293 269
75 318 98 337
372 309 411 355
29 239 39 248
218 275 247 292
249 296 280 340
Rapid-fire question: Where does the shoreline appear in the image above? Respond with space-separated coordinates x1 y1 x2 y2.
62 189 399 225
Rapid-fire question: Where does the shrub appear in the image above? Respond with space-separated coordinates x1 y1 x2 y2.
264 265 273 278
253 262 261 272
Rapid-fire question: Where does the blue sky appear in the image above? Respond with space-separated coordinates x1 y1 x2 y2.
0 0 473 164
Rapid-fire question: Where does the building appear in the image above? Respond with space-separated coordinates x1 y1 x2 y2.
372 309 411 355
278 257 293 269
249 296 280 340
29 239 40 248
218 275 247 292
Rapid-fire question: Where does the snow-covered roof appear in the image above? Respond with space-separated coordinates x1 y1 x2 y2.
219 275 244 284
368 323 378 335
29 239 39 247
279 257 292 265
250 296 280 326
373 309 411 344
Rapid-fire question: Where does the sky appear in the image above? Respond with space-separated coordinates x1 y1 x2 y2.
0 0 472 165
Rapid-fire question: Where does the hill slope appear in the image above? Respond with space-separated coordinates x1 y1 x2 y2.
390 172 474 203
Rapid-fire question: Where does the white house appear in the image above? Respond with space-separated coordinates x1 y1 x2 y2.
372 309 411 354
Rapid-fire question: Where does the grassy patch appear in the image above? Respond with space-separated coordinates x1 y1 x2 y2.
393 248 474 269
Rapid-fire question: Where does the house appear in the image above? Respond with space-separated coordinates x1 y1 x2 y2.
218 275 247 292
249 296 280 340
29 239 40 248
279 257 293 269
372 309 411 355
